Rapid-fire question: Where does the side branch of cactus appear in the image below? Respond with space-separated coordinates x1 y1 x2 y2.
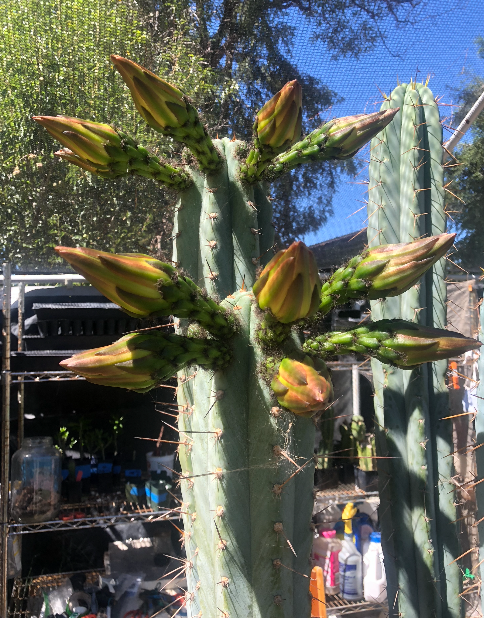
243 109 399 183
111 55 222 174
318 233 455 315
303 320 481 367
55 247 237 339
32 116 192 190
60 331 232 392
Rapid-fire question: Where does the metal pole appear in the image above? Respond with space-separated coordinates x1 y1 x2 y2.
352 363 360 417
444 88 484 157
17 284 24 447
1 263 11 618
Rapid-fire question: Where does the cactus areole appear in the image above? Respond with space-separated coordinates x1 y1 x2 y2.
37 57 481 618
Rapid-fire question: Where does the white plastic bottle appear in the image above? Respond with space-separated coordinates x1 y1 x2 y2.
312 529 341 595
363 531 387 603
339 503 363 601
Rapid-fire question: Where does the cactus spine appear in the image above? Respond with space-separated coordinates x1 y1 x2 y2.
367 82 461 618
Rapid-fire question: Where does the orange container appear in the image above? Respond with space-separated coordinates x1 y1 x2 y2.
310 565 327 618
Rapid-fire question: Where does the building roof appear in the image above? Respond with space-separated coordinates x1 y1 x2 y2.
309 228 367 271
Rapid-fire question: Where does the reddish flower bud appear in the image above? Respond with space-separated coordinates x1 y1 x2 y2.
271 356 333 417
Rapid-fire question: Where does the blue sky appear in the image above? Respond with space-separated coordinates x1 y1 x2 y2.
296 0 484 246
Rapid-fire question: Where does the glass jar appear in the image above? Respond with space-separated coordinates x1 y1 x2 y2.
11 437 62 523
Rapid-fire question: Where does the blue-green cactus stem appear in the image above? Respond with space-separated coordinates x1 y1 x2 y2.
368 82 460 618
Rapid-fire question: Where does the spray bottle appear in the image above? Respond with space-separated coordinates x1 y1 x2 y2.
339 502 363 601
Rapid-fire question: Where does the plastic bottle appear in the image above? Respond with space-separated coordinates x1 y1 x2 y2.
363 531 387 603
338 502 363 601
312 530 341 595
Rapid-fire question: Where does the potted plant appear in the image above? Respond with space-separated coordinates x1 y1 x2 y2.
355 432 378 492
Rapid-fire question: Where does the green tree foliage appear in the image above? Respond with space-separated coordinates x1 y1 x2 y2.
0 0 234 266
446 38 484 270
1 0 418 266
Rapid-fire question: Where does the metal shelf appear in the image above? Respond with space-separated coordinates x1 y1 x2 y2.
9 570 103 618
7 506 182 535
8 571 383 618
325 593 384 615
8 370 85 383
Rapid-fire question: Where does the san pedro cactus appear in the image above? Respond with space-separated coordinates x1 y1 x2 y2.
36 58 481 618
365 80 469 618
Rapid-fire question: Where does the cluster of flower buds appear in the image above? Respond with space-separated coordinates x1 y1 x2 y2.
256 109 399 183
111 55 221 173
56 247 236 338
303 319 481 368
242 80 302 180
319 234 455 314
61 331 232 392
33 116 192 190
253 241 321 324
271 356 333 417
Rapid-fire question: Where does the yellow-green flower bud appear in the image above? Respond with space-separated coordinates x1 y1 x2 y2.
253 241 321 324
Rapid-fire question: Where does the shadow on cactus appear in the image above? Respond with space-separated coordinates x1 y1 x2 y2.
35 57 481 618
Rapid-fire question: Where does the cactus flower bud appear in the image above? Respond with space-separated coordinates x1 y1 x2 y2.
271 356 333 417
319 233 455 314
255 108 399 183
33 116 121 168
33 115 192 189
255 80 302 152
111 55 189 131
110 55 221 173
324 109 399 159
55 247 236 338
303 319 481 368
60 331 232 392
253 241 321 323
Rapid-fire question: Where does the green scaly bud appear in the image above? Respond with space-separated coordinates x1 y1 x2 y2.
33 116 192 191
318 234 455 314
111 55 221 174
60 331 232 392
303 319 481 368
257 108 399 183
55 247 236 338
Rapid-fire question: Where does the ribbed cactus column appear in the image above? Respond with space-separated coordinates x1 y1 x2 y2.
367 82 461 618
475 302 484 616
174 140 315 618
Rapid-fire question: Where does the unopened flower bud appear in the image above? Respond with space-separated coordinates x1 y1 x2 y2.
60 331 231 392
303 319 481 368
319 234 455 314
254 80 302 153
271 356 333 417
55 247 235 338
253 241 321 324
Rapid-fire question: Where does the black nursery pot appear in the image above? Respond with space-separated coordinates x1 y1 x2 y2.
354 467 379 493
98 461 113 494
314 467 339 490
